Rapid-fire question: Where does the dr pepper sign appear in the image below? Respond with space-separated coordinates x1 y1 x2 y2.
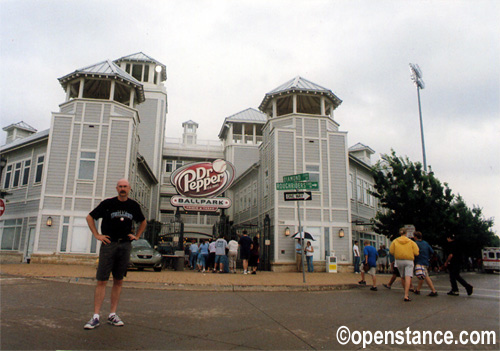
170 159 235 211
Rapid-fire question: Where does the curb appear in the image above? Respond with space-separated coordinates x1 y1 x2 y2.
36 276 361 292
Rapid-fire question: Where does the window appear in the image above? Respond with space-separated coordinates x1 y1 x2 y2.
306 164 320 188
165 159 184 173
60 217 70 252
253 182 257 206
349 174 354 200
35 155 44 183
356 178 363 202
3 164 12 189
264 169 269 197
78 151 96 180
364 181 370 205
1 219 22 251
132 64 143 81
22 160 31 186
165 159 174 173
12 162 22 187
143 65 149 82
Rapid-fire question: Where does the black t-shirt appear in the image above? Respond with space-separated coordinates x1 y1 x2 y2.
89 197 145 241
239 236 252 253
447 240 462 267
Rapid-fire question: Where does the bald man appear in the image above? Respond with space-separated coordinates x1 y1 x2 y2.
84 179 147 330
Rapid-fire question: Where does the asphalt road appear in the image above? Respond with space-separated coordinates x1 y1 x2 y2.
1 272 499 350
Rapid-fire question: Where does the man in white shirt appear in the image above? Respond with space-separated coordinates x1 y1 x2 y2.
353 241 361 274
227 237 239 274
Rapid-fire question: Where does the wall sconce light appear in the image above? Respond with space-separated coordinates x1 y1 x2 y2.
46 216 53 227
284 227 290 236
338 228 345 238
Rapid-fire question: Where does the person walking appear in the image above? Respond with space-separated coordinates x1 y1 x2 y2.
305 241 314 272
443 234 473 296
389 227 419 302
208 239 216 272
227 236 239 273
358 241 378 291
197 239 209 273
377 245 388 273
214 235 228 273
353 241 361 274
189 239 199 270
238 230 252 274
84 179 146 329
413 231 438 296
249 236 260 274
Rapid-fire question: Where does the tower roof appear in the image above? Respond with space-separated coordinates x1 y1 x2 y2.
58 59 145 103
182 120 199 127
114 52 167 81
259 76 342 111
218 108 267 139
2 121 37 133
349 142 375 154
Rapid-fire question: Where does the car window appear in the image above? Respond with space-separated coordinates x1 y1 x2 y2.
133 240 151 249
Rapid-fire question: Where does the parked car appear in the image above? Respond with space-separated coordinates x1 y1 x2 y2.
129 239 164 272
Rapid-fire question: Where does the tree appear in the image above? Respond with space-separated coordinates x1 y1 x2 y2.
371 150 496 257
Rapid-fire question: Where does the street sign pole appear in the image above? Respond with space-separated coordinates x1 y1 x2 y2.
297 193 306 283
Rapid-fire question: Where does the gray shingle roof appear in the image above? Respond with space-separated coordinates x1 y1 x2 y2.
58 60 145 103
0 129 49 152
114 52 167 81
259 76 342 111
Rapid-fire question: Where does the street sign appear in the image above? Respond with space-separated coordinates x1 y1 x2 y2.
276 181 319 191
0 199 5 217
284 191 312 201
283 173 309 183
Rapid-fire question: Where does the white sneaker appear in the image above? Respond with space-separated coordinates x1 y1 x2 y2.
243 270 248 274
107 314 124 327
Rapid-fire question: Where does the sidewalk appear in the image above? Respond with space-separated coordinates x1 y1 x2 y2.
0 263 391 292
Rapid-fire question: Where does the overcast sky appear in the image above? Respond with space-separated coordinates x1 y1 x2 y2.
1 0 498 234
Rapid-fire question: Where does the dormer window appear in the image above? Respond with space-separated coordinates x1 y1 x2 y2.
125 63 150 83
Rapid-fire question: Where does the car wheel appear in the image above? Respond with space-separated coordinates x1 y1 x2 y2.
154 266 162 272
138 267 144 271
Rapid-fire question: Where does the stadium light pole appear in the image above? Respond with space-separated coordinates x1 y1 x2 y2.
409 63 427 171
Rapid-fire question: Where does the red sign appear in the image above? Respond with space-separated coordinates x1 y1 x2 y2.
0 199 5 217
170 160 235 198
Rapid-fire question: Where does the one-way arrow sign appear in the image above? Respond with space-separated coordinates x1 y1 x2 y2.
284 191 312 201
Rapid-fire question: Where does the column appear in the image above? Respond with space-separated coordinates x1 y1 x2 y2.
129 88 135 108
78 78 85 98
110 80 116 101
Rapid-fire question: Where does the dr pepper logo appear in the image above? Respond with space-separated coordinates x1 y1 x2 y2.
170 160 236 198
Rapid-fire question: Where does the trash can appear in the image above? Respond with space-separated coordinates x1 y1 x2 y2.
174 256 184 271
326 255 337 273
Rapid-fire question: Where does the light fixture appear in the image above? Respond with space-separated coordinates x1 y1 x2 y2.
155 65 162 73
338 228 345 238
46 216 53 227
284 227 290 236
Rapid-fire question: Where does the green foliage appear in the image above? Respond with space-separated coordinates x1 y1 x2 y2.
371 150 497 257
